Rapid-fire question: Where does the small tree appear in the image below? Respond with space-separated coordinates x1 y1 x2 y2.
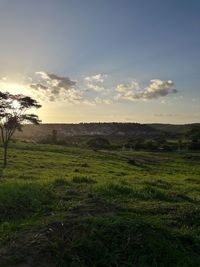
0 91 41 167
51 129 58 144
87 137 111 150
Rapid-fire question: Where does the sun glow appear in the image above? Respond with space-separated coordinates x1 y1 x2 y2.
0 81 29 95
12 99 21 110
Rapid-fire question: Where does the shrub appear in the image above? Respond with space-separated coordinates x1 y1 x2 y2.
87 137 111 150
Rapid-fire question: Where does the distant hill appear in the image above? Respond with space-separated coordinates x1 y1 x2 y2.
149 123 200 135
13 122 200 142
14 123 164 141
12 122 200 142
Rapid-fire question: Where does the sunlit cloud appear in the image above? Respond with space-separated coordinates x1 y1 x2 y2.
31 72 108 104
30 83 48 91
36 72 76 88
115 79 177 101
30 71 82 103
86 83 105 92
116 81 140 93
94 97 112 105
0 73 178 108
84 73 107 92
84 73 107 83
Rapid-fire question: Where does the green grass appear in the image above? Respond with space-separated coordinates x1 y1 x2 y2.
0 142 200 267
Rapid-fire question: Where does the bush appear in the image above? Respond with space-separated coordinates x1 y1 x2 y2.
87 137 111 150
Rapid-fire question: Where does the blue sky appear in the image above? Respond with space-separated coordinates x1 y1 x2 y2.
0 0 199 123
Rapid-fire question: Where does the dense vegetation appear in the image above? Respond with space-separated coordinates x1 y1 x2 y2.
14 122 200 140
0 142 200 266
13 123 200 152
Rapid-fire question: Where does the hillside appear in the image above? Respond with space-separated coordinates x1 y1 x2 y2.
0 143 200 266
13 122 200 142
149 123 200 135
14 123 162 141
13 122 199 141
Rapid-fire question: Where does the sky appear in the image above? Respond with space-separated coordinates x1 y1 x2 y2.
0 0 199 124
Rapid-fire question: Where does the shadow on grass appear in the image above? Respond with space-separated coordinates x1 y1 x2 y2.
1 185 200 267
49 217 200 267
2 214 200 267
174 206 200 227
0 182 55 222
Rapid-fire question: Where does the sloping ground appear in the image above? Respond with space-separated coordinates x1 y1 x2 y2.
13 122 200 142
0 143 200 266
149 123 200 135
13 123 162 141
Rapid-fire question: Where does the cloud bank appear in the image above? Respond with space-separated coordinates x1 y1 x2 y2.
28 71 177 105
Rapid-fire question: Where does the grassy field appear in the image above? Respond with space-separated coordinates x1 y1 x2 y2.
0 143 200 267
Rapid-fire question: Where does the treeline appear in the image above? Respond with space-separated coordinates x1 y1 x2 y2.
37 125 200 152
14 122 200 142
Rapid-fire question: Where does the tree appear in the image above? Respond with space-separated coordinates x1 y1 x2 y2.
0 91 41 167
87 137 111 150
51 129 58 144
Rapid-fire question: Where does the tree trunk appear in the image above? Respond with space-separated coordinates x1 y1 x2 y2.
3 143 8 168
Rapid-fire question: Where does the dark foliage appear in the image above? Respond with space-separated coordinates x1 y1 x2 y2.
0 91 41 167
87 137 111 149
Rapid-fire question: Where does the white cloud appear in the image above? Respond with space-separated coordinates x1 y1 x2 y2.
27 72 177 106
94 97 112 105
116 81 140 93
35 71 50 80
144 79 177 99
36 71 76 89
87 83 105 92
84 73 107 92
64 88 83 103
30 71 80 103
115 79 177 101
30 83 48 91
84 73 107 83
31 72 110 105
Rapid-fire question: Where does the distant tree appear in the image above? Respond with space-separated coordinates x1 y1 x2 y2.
188 138 200 151
146 140 158 151
156 137 167 146
187 126 200 142
0 91 41 167
177 139 183 151
134 137 145 150
51 129 58 144
87 137 110 150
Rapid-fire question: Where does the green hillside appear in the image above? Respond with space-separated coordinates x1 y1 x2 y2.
149 123 200 135
0 143 200 267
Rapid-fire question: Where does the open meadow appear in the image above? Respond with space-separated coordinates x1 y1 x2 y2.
0 143 200 267
1 0 200 266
